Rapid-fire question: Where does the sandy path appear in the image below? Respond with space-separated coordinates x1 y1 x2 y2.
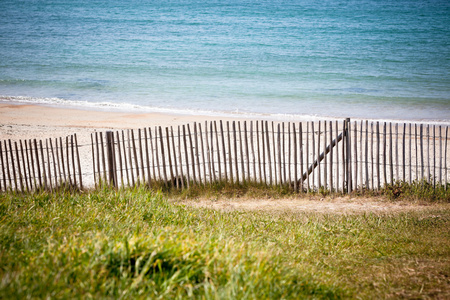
180 196 450 215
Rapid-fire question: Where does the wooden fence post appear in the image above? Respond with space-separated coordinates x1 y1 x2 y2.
106 131 116 188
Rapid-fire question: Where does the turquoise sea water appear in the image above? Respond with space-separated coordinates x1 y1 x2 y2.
1 0 449 122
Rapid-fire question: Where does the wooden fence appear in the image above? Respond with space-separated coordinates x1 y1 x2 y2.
91 119 449 192
0 135 83 192
1 119 449 193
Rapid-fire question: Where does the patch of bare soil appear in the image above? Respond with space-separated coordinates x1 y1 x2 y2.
179 196 449 215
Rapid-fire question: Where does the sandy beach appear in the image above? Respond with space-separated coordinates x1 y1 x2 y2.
0 103 242 142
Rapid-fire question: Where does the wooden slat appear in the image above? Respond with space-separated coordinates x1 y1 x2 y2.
420 124 424 180
250 121 256 183
370 123 374 190
272 122 277 185
105 132 116 187
214 121 221 182
245 121 250 182
36 139 44 188
158 126 168 186
149 128 156 185
0 141 4 191
34 139 42 189
32 139 39 189
266 121 272 185
178 126 185 189
288 122 292 189
293 123 298 191
395 123 399 181
433 125 436 188
257 121 262 183
402 123 406 182
277 123 282 186
165 127 174 186
127 130 135 186
427 125 430 182
122 131 130 186
342 120 348 193
74 134 83 189
199 123 207 185
383 122 387 186
90 134 97 188
389 123 393 185
346 119 351 193
445 126 448 190
239 122 245 183
210 122 216 182
336 121 339 192
183 125 190 187
154 127 161 182
100 132 106 184
306 122 310 192
94 133 100 186
45 140 52 191
15 142 24 192
324 121 327 191
20 140 29 192
261 121 266 185
8 140 18 191
139 129 146 183
299 122 303 192
131 130 140 184
21 140 31 191
116 132 124 187
317 121 321 189
409 123 412 184
220 121 227 182
415 124 418 182
41 139 49 189
232 121 238 183
365 121 369 189
328 121 333 191
359 121 363 191
171 127 179 188
439 126 442 184
352 122 357 190
71 135 76 187
282 122 286 184
311 122 315 190
205 122 212 184
25 140 34 190
227 122 233 183
194 123 201 184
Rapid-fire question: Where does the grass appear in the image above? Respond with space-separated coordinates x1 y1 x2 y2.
0 185 449 299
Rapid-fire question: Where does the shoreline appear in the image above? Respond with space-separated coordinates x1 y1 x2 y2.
1 101 449 144
2 96 450 127
0 103 244 141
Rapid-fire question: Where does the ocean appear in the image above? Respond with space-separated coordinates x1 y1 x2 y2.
1 0 449 123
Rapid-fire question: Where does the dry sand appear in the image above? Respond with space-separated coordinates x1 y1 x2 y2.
0 103 240 142
179 196 450 215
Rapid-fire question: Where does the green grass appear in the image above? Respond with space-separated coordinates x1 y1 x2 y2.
0 186 449 299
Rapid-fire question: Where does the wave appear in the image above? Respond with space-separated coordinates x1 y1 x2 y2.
1 95 449 126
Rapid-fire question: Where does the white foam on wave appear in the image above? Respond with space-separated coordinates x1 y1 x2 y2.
1 95 449 126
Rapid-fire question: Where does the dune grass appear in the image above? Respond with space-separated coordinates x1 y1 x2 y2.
0 185 449 299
